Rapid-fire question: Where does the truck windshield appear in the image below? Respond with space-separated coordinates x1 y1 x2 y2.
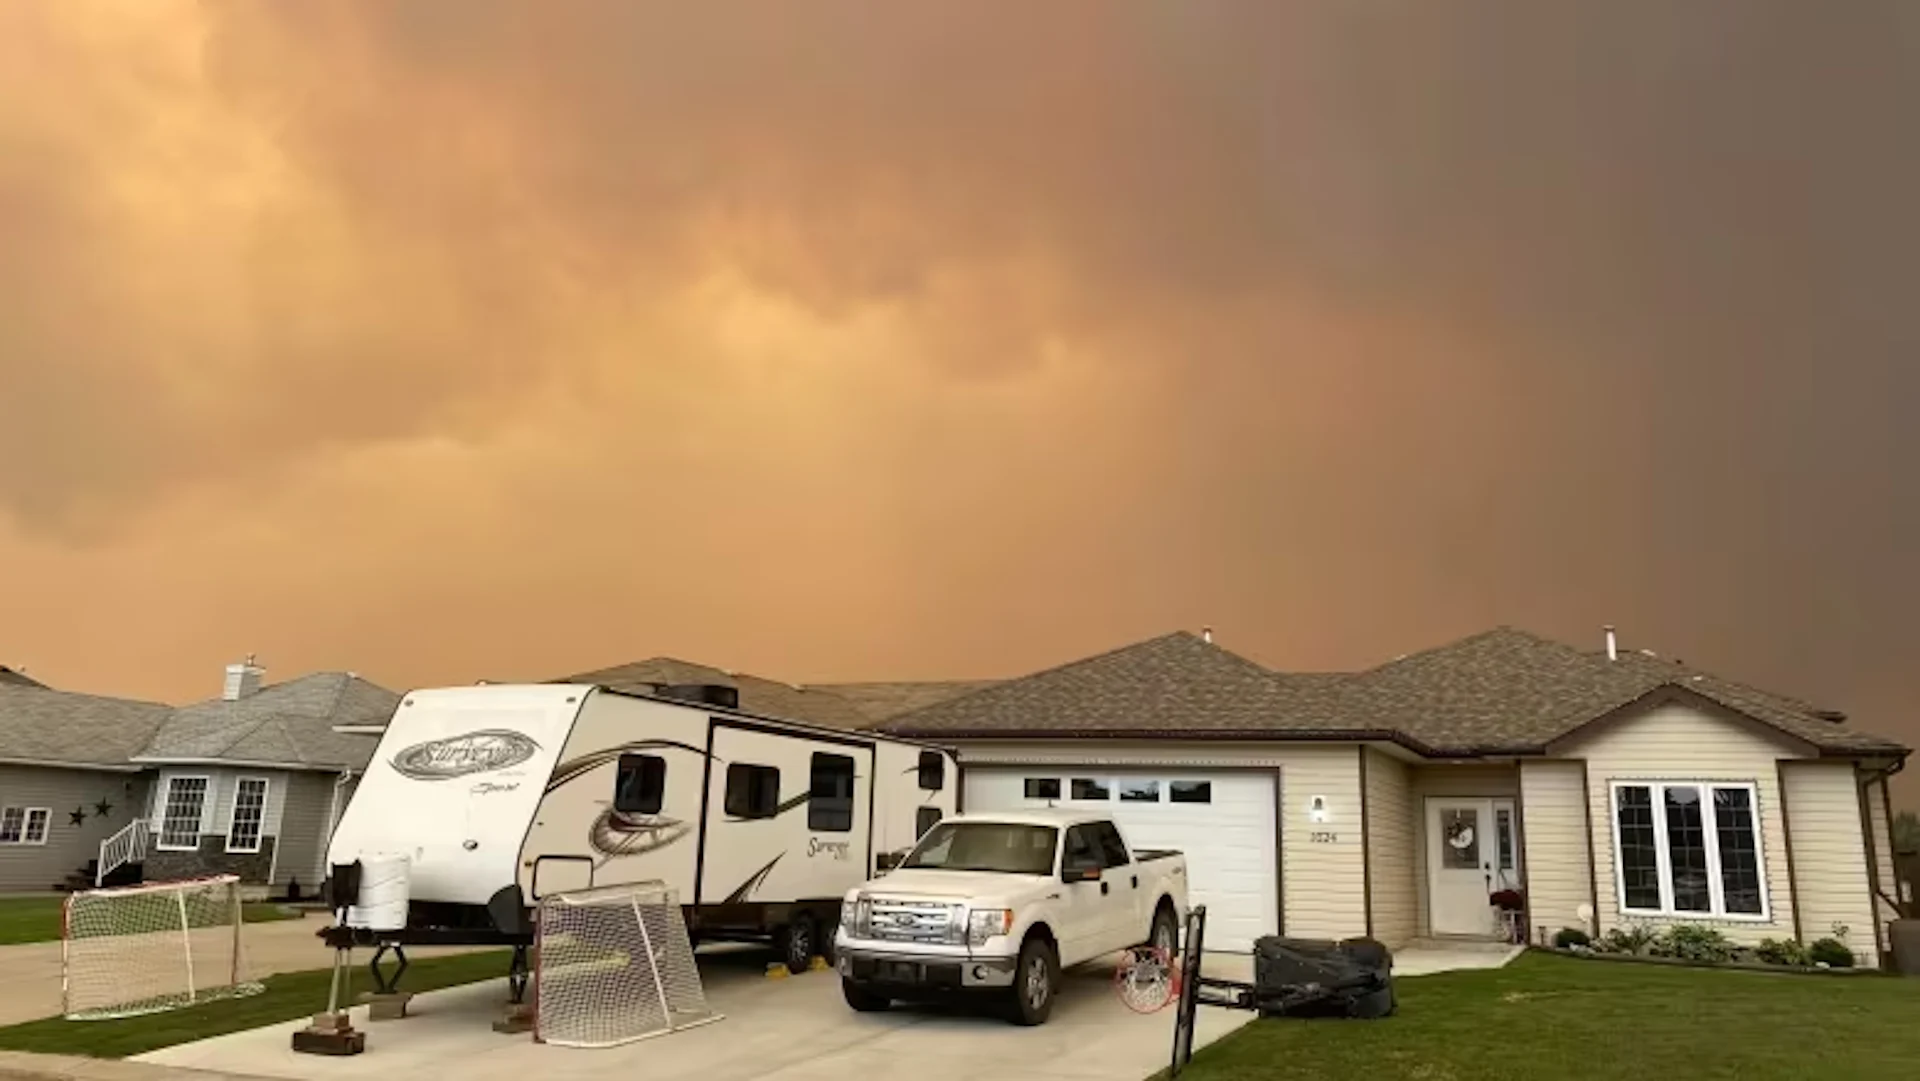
902 822 1058 875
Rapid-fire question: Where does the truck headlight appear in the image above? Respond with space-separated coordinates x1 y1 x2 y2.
967 909 1013 947
842 897 871 938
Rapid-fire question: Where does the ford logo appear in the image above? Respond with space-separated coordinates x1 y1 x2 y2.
391 729 541 781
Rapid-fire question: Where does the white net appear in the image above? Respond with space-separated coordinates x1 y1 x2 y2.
534 881 721 1048
63 875 265 1021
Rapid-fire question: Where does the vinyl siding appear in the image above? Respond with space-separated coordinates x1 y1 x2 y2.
1518 760 1593 943
951 740 1369 942
273 770 345 891
0 765 148 891
1364 749 1417 948
1781 762 1878 966
1563 702 1802 947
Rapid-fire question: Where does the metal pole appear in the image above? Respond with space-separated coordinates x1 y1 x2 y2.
230 880 243 990
632 895 673 1031
178 888 197 1003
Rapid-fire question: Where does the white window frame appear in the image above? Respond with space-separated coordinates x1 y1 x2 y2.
0 806 52 846
156 775 212 851
226 776 270 854
1608 780 1771 922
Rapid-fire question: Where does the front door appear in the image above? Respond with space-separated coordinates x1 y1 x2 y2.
1426 799 1520 936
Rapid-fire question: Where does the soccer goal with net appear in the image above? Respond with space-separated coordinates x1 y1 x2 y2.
63 874 265 1021
534 880 721 1048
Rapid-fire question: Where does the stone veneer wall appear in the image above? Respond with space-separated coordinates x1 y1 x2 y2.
144 835 275 886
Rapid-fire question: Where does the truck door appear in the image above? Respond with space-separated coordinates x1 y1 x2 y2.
1058 824 1112 965
1090 820 1142 952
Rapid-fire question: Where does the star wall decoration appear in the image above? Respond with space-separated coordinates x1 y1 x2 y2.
94 799 113 817
69 807 87 826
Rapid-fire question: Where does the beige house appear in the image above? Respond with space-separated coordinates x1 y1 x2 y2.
877 628 1910 966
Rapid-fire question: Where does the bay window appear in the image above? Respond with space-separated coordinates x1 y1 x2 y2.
1610 781 1768 919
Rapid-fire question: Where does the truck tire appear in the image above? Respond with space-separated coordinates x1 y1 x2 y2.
1007 937 1060 1026
842 978 891 1013
1147 904 1179 956
775 914 816 975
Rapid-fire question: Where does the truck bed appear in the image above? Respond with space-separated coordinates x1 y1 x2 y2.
1135 848 1183 862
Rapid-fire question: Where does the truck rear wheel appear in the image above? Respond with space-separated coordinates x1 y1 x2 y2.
1006 937 1059 1026
1148 904 1179 956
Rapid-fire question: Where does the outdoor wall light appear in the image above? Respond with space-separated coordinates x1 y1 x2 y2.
1308 795 1329 823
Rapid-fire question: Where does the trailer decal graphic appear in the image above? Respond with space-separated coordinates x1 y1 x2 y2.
391 729 541 781
587 808 693 862
722 854 784 904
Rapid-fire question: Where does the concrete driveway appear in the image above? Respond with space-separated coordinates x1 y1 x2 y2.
139 947 1255 1081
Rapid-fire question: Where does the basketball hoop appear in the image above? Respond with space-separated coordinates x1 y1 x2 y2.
1114 945 1179 1013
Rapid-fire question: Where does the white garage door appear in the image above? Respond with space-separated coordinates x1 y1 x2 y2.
962 766 1278 952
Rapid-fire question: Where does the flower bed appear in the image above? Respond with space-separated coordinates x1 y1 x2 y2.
1543 922 1880 975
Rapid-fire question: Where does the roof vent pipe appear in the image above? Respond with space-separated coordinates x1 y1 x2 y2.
1201 626 1213 644
1604 625 1618 662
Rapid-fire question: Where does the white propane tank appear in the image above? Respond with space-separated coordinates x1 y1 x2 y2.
346 853 412 931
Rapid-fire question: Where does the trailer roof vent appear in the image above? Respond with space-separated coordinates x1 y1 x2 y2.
652 683 740 711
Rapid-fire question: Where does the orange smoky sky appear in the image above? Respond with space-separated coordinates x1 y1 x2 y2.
3 3 1918 793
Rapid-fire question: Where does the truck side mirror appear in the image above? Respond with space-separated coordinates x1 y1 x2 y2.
1063 860 1102 883
875 851 904 873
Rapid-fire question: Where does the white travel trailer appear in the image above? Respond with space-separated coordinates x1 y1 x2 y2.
325 681 959 974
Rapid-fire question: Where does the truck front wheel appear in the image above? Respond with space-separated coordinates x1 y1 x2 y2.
842 978 891 1012
1007 937 1060 1026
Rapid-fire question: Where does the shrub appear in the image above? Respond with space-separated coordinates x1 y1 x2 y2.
1809 937 1856 968
1648 924 1735 963
1597 924 1658 955
1754 938 1812 966
1553 927 1591 949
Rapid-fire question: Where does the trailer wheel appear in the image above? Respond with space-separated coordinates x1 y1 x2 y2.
775 913 816 975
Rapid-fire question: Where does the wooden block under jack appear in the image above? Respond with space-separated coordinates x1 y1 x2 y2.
808 956 833 972
292 1012 366 1056
492 1003 536 1034
365 992 414 1021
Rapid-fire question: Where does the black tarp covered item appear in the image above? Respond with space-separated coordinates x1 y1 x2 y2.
1252 935 1396 1018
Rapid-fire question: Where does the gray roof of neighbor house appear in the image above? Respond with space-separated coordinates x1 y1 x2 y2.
134 673 396 771
811 680 1004 724
879 627 1908 758
556 657 878 731
0 684 174 769
0 666 46 689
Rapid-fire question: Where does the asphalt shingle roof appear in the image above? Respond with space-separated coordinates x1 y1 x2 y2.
556 658 879 731
0 666 46 689
0 684 174 767
811 680 1003 724
879 627 1908 757
136 673 397 770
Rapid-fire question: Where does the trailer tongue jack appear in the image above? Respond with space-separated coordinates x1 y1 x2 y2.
1168 906 1397 1078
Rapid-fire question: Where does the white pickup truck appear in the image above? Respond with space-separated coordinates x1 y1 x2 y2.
834 809 1188 1025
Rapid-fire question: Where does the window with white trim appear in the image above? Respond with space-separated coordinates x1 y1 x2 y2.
0 807 51 845
227 777 269 853
1610 781 1768 918
158 776 210 850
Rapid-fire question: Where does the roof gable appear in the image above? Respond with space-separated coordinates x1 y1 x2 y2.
137 672 396 770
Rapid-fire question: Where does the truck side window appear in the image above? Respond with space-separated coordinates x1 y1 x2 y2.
614 754 666 814
725 763 780 819
1062 825 1100 870
808 753 855 832
915 805 943 839
917 751 945 791
1093 821 1131 868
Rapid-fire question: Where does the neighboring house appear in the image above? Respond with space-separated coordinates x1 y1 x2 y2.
0 659 395 894
0 665 47 688
0 683 173 892
876 628 1910 967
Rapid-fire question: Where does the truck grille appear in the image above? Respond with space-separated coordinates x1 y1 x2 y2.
866 899 961 945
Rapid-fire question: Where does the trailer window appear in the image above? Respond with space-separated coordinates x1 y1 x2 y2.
915 805 943 839
614 754 667 815
917 751 945 791
809 753 856 832
725 763 781 819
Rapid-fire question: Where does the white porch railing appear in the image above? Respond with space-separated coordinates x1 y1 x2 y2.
95 818 153 887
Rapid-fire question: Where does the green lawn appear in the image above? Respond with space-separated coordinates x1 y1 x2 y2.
1174 952 1920 1081
0 895 302 946
0 949 511 1057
